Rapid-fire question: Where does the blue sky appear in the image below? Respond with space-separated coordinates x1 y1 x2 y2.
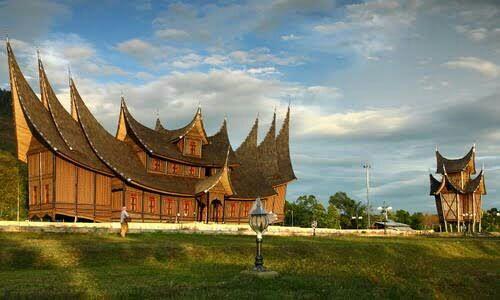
1 0 499 212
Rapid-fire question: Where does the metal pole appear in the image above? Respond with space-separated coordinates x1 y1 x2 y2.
364 164 371 228
291 210 294 227
254 237 264 272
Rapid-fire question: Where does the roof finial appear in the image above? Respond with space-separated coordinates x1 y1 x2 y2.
435 145 438 152
36 47 40 61
5 33 9 43
120 90 124 99
473 142 476 152
482 162 485 171
224 113 228 121
156 108 159 119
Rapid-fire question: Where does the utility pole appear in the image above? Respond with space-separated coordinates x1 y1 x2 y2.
363 163 371 229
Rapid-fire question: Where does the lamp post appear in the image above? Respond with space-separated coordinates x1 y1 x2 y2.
249 197 269 272
377 202 392 235
363 163 371 229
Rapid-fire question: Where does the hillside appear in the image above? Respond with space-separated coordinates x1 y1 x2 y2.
0 232 498 298
0 89 28 220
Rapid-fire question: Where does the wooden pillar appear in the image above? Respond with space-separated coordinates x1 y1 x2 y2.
159 195 163 223
222 196 226 224
52 154 56 221
39 152 42 212
205 192 210 224
93 173 97 222
472 194 476 233
456 194 460 232
141 190 145 223
176 197 180 223
74 166 78 222
237 201 242 225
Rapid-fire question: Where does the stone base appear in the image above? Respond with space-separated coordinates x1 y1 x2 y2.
240 270 279 279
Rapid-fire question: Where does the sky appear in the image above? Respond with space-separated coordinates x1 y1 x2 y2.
0 0 499 213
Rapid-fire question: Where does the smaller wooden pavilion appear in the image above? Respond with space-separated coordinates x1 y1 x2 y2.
429 146 486 232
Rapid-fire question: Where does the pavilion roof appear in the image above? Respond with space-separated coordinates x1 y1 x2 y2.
436 147 476 174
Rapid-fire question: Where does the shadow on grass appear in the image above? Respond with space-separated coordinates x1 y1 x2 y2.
0 232 498 298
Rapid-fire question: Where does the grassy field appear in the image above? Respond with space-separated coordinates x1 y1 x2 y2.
0 232 499 299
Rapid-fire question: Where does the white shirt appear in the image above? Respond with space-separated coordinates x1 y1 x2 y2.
120 210 129 224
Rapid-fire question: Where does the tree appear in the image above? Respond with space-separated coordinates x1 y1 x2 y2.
284 195 341 228
410 212 425 230
329 192 366 229
481 208 499 232
324 203 341 229
394 209 411 225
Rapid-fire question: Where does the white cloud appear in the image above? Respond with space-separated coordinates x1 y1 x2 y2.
203 55 228 66
229 48 304 66
246 67 279 76
455 25 490 42
172 53 203 69
313 22 350 34
155 28 190 40
115 39 161 63
297 107 408 137
281 34 302 41
311 0 420 59
443 57 498 78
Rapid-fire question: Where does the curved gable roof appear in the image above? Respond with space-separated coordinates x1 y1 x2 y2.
39 60 110 174
436 147 476 174
72 81 200 195
120 99 231 167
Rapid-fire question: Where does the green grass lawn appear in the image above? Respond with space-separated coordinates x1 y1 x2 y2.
0 232 499 299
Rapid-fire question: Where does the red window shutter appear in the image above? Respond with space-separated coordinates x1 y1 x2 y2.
189 141 196 155
131 193 137 211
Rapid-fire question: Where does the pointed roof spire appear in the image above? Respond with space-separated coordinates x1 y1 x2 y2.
276 105 296 183
68 64 72 86
37 50 49 109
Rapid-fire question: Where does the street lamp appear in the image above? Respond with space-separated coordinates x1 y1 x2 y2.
249 197 269 272
377 202 392 234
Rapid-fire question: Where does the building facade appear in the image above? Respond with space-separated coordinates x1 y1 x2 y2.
430 146 486 232
7 41 296 223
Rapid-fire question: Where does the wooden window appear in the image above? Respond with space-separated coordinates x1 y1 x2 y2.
168 162 181 175
166 198 173 215
32 186 38 205
44 184 50 204
167 199 174 216
183 201 190 216
153 158 161 172
230 203 236 217
130 192 138 211
189 140 197 155
243 203 251 217
188 166 198 177
148 196 156 213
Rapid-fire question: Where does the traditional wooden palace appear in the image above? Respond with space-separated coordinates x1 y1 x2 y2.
6 41 296 223
430 146 486 232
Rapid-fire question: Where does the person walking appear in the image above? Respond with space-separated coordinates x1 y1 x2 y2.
120 206 130 237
